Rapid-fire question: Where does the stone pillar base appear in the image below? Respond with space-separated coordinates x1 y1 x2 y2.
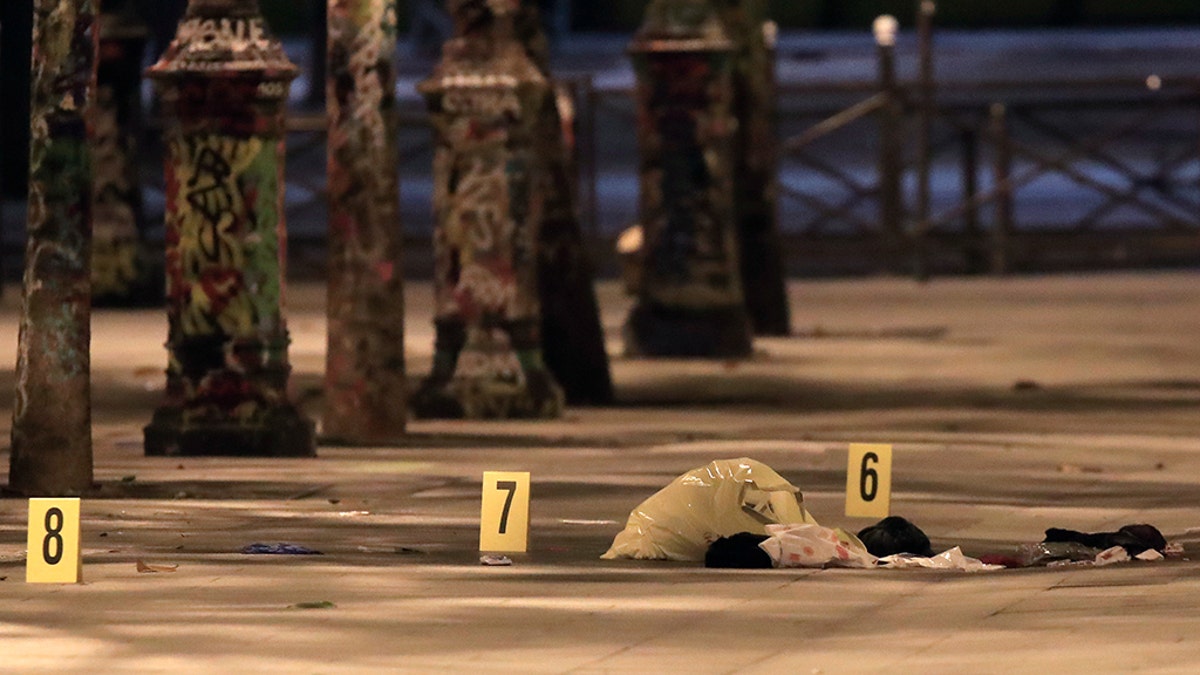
412 371 564 420
625 303 754 358
144 406 316 457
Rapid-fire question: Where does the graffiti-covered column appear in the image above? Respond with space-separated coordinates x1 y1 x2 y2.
323 0 408 443
144 0 315 456
625 0 753 358
93 1 161 306
9 0 99 497
412 0 564 419
715 0 790 336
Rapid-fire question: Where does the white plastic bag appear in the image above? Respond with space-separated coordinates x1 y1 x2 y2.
878 546 1003 572
759 523 876 569
602 458 817 561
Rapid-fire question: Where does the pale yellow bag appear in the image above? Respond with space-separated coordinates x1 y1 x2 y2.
602 458 819 561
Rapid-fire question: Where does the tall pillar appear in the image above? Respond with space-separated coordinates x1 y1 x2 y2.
144 0 315 457
413 0 564 419
515 1 613 406
323 0 408 444
625 0 753 358
715 0 790 336
93 1 161 306
9 0 98 497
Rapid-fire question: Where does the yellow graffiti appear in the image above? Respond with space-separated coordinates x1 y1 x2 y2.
170 134 263 336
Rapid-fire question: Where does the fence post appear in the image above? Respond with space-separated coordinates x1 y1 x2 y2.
913 0 936 280
144 0 316 457
960 126 982 273
989 102 1014 275
323 0 408 443
874 14 904 273
413 0 565 419
9 0 98 496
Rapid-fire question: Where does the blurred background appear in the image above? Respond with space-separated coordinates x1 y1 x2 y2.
4 0 1200 284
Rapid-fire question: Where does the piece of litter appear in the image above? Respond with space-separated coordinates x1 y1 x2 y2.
480 555 512 566
290 601 336 610
120 475 137 483
136 560 178 574
240 543 323 555
337 511 371 517
1094 546 1131 566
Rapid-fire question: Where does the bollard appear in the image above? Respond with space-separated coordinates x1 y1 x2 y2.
9 0 98 497
412 0 564 419
93 0 160 306
625 0 753 358
323 0 408 443
714 0 791 337
144 0 315 457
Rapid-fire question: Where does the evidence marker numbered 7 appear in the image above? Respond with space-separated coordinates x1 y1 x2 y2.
845 443 893 519
480 472 531 554
26 498 82 584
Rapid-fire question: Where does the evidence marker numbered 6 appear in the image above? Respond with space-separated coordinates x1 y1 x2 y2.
480 471 531 554
845 443 893 519
26 498 82 584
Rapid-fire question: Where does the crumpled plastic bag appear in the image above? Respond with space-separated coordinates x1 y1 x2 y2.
759 523 876 569
879 546 1003 572
602 458 817 561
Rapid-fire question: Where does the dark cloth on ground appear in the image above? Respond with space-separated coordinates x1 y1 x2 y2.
1042 523 1167 555
857 516 934 558
704 532 773 569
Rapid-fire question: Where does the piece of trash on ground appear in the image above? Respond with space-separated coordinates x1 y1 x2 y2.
879 547 1003 572
240 543 323 555
290 600 336 610
603 458 818 561
357 545 425 555
480 555 512 566
136 560 178 574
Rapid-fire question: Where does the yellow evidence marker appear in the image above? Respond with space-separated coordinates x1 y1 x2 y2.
26 498 82 583
845 443 893 519
480 472 530 553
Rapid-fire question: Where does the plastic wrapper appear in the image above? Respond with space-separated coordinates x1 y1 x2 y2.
1093 546 1131 566
602 458 817 561
1015 541 1100 567
879 546 1003 572
759 523 875 569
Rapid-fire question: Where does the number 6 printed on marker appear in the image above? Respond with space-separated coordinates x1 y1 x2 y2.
845 444 893 519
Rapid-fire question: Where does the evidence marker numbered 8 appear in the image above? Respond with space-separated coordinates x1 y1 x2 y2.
26 498 82 584
479 471 531 554
845 443 893 519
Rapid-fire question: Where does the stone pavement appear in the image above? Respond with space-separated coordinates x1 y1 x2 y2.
2 273 1200 673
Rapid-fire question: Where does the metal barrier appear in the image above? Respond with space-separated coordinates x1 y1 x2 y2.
122 64 1200 281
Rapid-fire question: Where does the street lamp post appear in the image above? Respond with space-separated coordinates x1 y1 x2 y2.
413 0 564 419
144 0 315 456
625 0 753 358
